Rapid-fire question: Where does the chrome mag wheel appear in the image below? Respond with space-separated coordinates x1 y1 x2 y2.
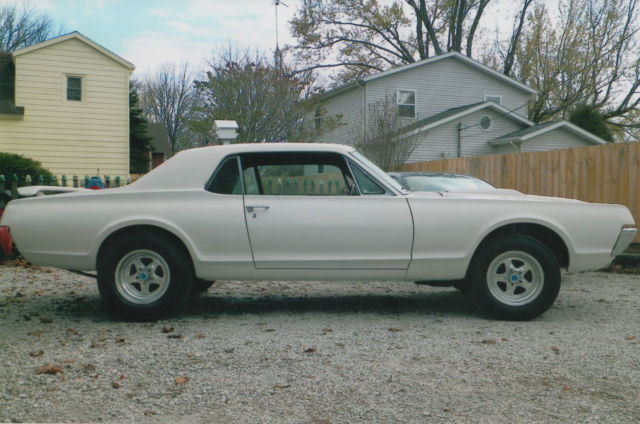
486 250 544 307
114 249 171 305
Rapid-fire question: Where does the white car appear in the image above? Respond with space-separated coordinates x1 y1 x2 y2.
0 143 636 320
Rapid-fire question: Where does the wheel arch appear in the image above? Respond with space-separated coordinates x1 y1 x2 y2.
468 223 569 275
96 224 195 273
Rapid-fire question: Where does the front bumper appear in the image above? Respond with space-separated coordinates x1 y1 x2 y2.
612 226 637 257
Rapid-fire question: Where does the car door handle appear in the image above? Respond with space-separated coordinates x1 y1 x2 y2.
245 205 270 213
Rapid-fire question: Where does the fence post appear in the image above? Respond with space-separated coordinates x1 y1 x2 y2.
61 175 67 187
73 175 78 188
115 176 121 187
11 174 18 199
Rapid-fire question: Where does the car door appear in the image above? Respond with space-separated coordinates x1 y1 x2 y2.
241 152 413 270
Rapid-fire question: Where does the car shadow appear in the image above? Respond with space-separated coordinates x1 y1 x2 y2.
2 288 484 322
183 289 482 319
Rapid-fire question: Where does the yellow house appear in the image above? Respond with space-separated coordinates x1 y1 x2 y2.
0 32 134 181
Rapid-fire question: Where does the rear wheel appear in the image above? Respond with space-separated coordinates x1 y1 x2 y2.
97 233 193 320
469 234 560 320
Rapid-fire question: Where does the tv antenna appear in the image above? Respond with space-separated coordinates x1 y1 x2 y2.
273 0 289 71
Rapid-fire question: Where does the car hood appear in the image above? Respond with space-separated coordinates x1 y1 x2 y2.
407 190 584 204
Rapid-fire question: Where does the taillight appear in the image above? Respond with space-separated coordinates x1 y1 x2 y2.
0 226 11 257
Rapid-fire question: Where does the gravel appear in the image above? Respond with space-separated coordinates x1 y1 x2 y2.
0 262 639 423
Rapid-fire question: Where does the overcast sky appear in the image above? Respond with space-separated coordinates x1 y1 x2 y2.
2 0 533 80
1 0 299 77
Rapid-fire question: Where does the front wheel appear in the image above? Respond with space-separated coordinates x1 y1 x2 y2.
97 233 194 320
469 235 560 321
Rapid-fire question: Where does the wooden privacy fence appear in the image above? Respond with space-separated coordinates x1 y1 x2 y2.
400 142 640 242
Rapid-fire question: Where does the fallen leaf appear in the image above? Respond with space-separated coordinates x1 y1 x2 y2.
162 326 174 333
551 346 560 354
265 328 276 332
175 376 189 385
35 364 63 375
28 331 42 337
481 339 497 345
167 334 184 340
304 347 317 353
29 350 44 358
61 359 75 364
82 364 96 373
563 385 572 392
144 410 156 416
39 317 53 324
119 374 125 381
116 337 126 343
305 374 316 379
112 382 120 389
65 328 79 335
388 327 402 332
23 315 31 321
195 333 205 339
626 336 635 341
273 384 290 389
443 407 451 412
502 338 509 342
321 328 333 335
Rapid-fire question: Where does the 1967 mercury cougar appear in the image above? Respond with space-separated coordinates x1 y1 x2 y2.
1 143 636 320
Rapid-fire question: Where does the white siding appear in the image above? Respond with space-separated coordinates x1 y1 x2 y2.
407 109 527 162
0 37 131 179
521 127 595 152
308 86 364 146
365 57 530 122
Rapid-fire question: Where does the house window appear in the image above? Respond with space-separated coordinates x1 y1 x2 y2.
66 76 82 101
484 95 502 105
479 115 492 131
397 90 415 118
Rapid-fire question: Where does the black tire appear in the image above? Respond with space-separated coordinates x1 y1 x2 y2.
469 234 560 321
191 279 215 296
97 232 194 320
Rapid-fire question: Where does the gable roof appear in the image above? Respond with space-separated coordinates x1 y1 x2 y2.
404 101 533 137
320 52 535 101
12 31 134 70
490 121 606 146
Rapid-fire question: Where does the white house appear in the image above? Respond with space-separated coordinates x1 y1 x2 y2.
308 52 605 162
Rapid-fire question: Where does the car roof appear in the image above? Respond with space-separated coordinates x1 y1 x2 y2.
129 143 356 191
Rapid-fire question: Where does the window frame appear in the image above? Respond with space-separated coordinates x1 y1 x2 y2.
397 89 416 118
483 94 502 105
65 75 83 102
479 115 492 131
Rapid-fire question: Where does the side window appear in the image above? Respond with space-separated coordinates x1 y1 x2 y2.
241 152 352 196
207 157 242 194
349 161 386 195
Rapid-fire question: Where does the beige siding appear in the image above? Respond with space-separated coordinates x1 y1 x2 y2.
0 37 130 179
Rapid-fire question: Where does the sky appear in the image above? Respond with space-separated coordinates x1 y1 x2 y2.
1 0 299 78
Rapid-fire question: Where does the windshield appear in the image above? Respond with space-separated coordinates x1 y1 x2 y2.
349 151 407 193
404 175 494 192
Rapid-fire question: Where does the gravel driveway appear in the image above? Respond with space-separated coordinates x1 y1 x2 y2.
0 262 639 423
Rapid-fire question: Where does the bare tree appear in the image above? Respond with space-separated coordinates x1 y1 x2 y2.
355 93 418 171
192 48 317 143
0 4 60 52
138 63 200 153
